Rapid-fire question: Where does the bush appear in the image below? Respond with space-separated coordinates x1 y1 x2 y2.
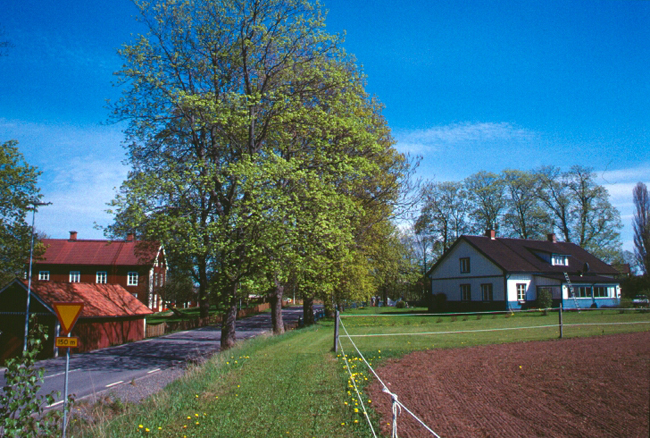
537 289 553 309
395 300 407 309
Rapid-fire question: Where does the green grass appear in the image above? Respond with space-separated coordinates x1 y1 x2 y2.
338 307 650 358
71 323 376 438
72 307 650 437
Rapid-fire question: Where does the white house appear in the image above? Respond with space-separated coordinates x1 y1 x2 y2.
428 231 621 311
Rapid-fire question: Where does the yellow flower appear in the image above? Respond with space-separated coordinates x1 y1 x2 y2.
138 425 143 429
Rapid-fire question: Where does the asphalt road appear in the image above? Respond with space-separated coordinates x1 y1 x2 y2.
1 307 304 408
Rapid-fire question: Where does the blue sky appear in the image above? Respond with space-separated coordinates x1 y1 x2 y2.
1 0 648 251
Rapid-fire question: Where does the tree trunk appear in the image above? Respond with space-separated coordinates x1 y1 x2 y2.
220 291 238 350
269 281 285 335
303 295 315 325
198 257 210 318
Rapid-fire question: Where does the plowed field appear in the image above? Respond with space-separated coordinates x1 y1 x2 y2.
366 331 650 437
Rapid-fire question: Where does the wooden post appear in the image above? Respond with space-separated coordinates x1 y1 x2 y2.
558 303 563 339
333 309 340 353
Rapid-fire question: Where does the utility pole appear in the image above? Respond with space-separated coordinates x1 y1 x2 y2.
23 201 51 351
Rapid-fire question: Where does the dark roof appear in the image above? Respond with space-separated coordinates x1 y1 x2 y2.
24 280 152 317
36 238 161 267
431 235 619 276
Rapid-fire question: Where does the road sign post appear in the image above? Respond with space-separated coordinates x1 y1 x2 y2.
52 302 83 438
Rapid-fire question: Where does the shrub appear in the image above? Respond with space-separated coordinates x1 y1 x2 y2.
537 289 553 310
0 318 72 437
395 300 407 309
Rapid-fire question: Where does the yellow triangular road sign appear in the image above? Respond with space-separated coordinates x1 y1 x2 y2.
53 302 84 335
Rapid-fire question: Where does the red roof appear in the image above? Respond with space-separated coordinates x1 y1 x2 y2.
36 238 160 266
28 281 153 317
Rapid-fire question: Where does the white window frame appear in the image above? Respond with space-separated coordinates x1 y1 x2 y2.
69 271 80 283
551 254 569 266
481 283 493 302
460 257 470 273
516 283 526 302
593 286 608 298
39 271 50 281
127 271 139 286
576 286 590 298
96 271 107 284
460 284 471 301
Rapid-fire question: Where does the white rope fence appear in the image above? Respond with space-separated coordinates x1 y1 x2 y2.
339 318 442 438
338 340 379 438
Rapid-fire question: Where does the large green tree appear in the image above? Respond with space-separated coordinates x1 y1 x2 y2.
108 0 405 348
0 140 41 286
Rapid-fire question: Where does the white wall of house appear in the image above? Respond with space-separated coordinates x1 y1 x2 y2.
431 241 505 302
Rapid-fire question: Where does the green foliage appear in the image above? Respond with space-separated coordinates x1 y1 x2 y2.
0 140 42 286
0 318 69 437
537 289 553 309
106 0 410 337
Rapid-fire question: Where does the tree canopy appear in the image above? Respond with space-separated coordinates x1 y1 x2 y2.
107 0 409 348
0 140 41 285
416 166 623 264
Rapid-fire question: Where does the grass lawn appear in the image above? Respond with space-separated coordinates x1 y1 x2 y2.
71 307 650 437
71 323 377 438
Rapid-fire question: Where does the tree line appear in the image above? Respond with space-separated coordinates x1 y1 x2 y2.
415 166 623 265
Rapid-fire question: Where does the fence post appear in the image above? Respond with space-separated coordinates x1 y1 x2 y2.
558 303 563 339
333 309 340 353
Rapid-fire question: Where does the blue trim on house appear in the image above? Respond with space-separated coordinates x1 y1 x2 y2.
507 298 621 310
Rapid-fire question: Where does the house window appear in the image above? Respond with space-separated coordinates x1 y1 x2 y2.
516 283 526 302
127 271 139 286
576 286 590 298
460 284 471 301
551 254 569 266
39 271 50 281
593 286 608 298
96 271 107 284
69 271 80 283
460 257 470 273
481 283 493 301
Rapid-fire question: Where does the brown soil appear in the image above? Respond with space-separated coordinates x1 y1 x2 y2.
366 332 650 438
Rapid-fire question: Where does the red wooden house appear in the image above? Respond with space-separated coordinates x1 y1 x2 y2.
0 279 152 360
31 232 167 311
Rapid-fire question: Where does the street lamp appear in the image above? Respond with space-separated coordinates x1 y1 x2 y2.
23 200 51 352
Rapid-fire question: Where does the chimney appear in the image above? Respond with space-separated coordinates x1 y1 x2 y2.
126 233 135 242
69 231 78 241
485 229 496 240
547 233 557 243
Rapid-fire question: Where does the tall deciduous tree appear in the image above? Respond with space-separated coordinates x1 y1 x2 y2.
501 169 549 239
416 181 472 255
464 171 505 233
633 182 650 275
108 0 405 347
0 140 41 286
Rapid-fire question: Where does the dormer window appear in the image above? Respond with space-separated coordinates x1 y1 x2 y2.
551 254 569 266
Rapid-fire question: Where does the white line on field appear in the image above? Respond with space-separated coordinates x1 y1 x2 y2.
105 380 124 388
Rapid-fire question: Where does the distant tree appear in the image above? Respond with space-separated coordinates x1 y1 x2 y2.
535 166 573 242
501 169 549 239
416 180 472 254
565 166 622 262
0 140 42 286
633 182 650 275
464 171 506 232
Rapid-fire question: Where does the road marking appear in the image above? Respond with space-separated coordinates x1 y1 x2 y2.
105 380 124 388
45 369 80 379
147 368 161 374
47 400 65 408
